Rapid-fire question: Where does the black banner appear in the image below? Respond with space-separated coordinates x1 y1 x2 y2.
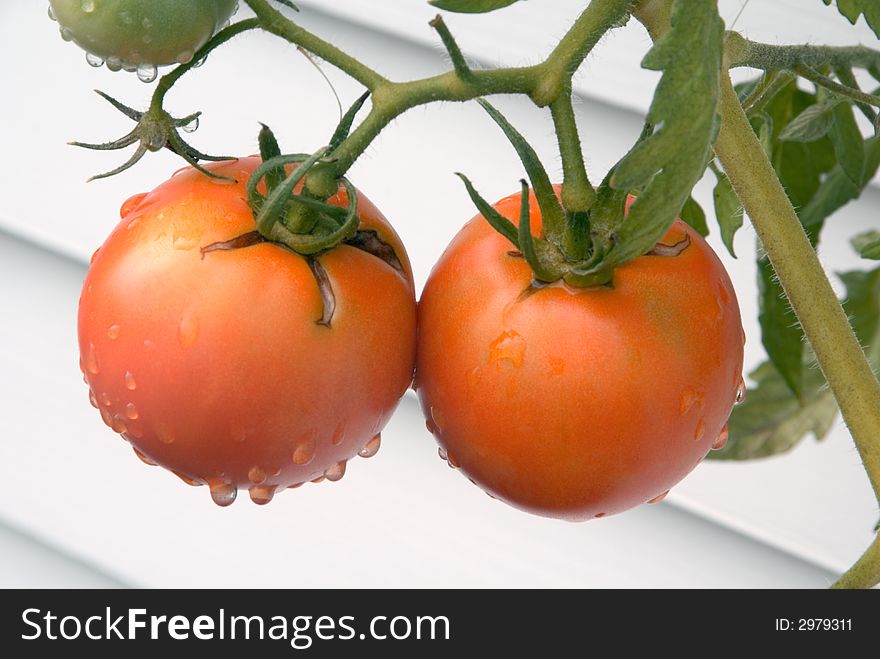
0 589 874 655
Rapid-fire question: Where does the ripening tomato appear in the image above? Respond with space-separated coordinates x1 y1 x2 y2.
49 0 238 70
78 156 417 505
416 188 745 521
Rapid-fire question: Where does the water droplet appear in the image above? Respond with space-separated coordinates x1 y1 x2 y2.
181 116 200 134
209 482 237 507
88 389 98 408
430 406 447 433
331 421 345 446
712 423 729 451
176 50 193 64
694 418 706 441
594 513 606 519
249 485 276 505
136 63 157 83
85 343 99 374
489 330 526 367
648 490 669 504
288 482 303 489
141 17 153 29
124 371 136 390
735 378 746 405
81 0 96 13
324 461 346 482
177 313 199 347
124 402 139 420
142 34 153 44
155 421 175 444
107 324 121 340
174 471 201 486
85 51 104 67
192 55 208 68
425 419 436 435
292 435 316 465
100 391 111 407
127 425 143 439
173 234 198 250
106 56 122 72
48 5 56 21
99 408 113 428
59 26 73 41
311 476 325 484
133 447 156 466
438 446 448 461
120 10 132 24
122 62 137 72
248 466 267 484
110 414 128 434
358 433 381 458
79 357 85 374
446 451 460 469
679 387 705 415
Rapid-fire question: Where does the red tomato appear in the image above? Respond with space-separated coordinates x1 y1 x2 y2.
415 188 745 521
78 156 416 505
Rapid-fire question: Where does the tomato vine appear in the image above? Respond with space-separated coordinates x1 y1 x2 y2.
56 0 880 587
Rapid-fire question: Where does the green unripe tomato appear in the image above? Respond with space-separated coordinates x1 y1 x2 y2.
49 0 238 69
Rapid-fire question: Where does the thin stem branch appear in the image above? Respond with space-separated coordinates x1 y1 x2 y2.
429 15 474 82
549 85 594 215
726 31 880 72
245 0 387 90
740 70 797 116
795 64 880 108
832 534 880 589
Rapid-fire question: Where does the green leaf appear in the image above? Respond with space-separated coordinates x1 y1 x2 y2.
712 172 743 258
778 101 838 142
853 231 880 260
679 195 709 237
801 136 880 228
712 264 880 460
828 102 865 186
603 0 723 269
429 0 520 13
329 91 370 152
757 245 805 401
821 0 880 40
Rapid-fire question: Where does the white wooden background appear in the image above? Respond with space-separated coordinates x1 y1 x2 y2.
0 0 878 587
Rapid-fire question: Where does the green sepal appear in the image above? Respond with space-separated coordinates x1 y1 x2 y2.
454 173 519 247
429 0 520 13
329 91 371 152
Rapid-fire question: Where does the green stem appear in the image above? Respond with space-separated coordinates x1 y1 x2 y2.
739 70 797 116
535 0 637 105
795 65 880 108
832 535 880 590
245 0 387 90
725 32 880 72
246 0 634 194
715 76 880 589
429 15 474 82
549 86 594 213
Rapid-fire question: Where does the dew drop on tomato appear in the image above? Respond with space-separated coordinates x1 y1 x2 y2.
209 482 237 507
247 466 267 485
124 403 139 420
133 447 156 466
648 490 669 504
712 423 730 451
358 433 381 458
324 461 346 482
249 485 276 505
136 63 157 83
735 378 747 404
124 370 136 390
107 324 121 340
85 51 103 67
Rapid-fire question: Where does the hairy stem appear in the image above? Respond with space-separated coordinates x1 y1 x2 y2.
245 0 387 90
550 86 593 213
795 65 880 108
715 77 880 588
725 32 880 72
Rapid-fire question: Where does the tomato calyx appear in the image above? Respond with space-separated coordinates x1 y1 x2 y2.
459 100 694 289
70 90 233 181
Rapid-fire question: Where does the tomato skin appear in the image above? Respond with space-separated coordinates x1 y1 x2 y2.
416 189 744 521
79 157 417 504
50 0 237 67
